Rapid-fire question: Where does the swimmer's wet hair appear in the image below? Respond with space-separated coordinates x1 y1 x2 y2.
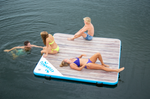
24 41 30 46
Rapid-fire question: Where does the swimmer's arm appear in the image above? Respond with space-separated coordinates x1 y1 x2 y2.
31 45 43 48
78 54 87 58
4 46 24 52
70 63 86 71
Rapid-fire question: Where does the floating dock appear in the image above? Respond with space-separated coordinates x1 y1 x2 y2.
33 33 121 85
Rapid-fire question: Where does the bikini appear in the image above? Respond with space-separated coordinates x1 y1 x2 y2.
73 57 92 69
49 36 59 52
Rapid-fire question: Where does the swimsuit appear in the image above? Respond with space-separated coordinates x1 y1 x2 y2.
73 57 80 67
10 49 26 59
85 59 92 69
14 49 25 56
73 57 92 69
49 35 59 52
51 45 59 52
84 32 93 41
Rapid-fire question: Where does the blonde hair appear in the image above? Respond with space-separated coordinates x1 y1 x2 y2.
60 61 69 67
40 31 49 45
83 17 91 24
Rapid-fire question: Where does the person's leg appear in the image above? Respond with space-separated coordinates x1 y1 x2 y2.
41 49 46 54
89 52 109 67
68 32 87 40
11 51 18 59
40 47 58 54
87 63 124 73
76 31 87 38
50 49 58 54
41 47 46 54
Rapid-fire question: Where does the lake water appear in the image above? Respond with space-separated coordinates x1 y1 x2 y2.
0 0 150 99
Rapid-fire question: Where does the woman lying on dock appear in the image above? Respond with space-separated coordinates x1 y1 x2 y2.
40 31 59 58
60 52 124 73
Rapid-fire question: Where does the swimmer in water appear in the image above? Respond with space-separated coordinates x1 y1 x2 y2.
4 41 43 59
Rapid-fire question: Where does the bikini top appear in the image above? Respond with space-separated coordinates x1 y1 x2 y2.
49 35 55 45
73 57 80 67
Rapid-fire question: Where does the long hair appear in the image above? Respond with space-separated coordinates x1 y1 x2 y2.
60 61 69 67
40 31 49 45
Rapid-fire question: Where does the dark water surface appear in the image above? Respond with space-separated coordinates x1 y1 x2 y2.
0 0 150 99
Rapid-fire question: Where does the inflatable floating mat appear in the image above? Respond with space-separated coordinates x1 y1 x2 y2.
33 33 122 85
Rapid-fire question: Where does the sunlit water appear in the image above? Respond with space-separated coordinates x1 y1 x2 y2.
0 0 150 99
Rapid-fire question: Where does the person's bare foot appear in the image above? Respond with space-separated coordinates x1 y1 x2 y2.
117 67 124 73
67 38 74 41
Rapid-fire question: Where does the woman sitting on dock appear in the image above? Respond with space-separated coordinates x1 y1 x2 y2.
60 52 124 72
40 31 59 58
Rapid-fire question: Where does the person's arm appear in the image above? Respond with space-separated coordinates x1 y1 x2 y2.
67 26 88 40
4 46 24 52
70 63 86 71
78 54 86 58
75 26 88 36
31 44 43 48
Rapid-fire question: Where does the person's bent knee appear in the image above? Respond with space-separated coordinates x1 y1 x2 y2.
96 52 101 56
41 50 44 54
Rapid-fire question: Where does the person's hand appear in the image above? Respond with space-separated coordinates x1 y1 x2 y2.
4 49 10 52
82 54 86 57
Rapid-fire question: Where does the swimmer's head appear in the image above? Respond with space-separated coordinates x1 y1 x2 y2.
83 17 91 24
40 31 49 45
24 41 31 51
24 41 31 47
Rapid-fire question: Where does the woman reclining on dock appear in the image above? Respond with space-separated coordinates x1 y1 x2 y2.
60 52 124 72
